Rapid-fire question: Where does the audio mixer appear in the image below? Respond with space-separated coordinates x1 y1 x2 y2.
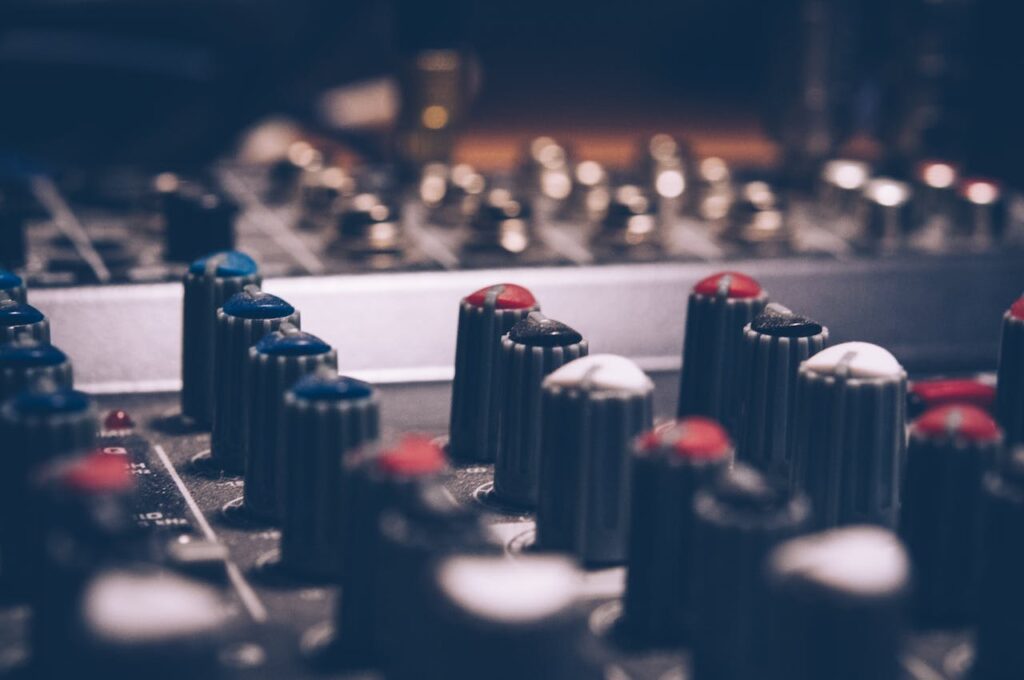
0 129 1023 680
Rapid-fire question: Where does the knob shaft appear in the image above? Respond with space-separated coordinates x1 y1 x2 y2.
536 354 654 565
678 271 768 436
973 448 1024 680
181 250 261 427
791 342 907 527
764 526 910 680
899 404 1002 626
622 417 732 646
0 338 73 403
494 312 588 507
0 294 49 343
449 283 539 462
244 327 337 522
691 464 812 680
210 286 299 472
0 268 26 303
996 296 1024 447
737 304 828 479
279 370 378 578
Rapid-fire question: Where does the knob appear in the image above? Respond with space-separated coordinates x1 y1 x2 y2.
162 182 237 263
690 463 812 680
0 190 27 268
0 268 26 303
737 303 828 479
860 177 912 249
389 555 602 680
181 250 261 427
900 404 1002 626
908 377 995 418
974 448 1024 680
621 417 733 646
279 369 378 579
791 342 907 527
818 159 870 217
678 271 768 436
243 326 337 522
299 166 353 230
0 338 73 403
449 283 539 463
912 160 958 226
763 526 910 680
465 189 533 256
996 295 1024 446
727 180 788 248
535 354 654 565
493 312 588 508
595 185 659 252
957 177 1006 244
0 294 49 343
209 286 299 472
335 193 403 259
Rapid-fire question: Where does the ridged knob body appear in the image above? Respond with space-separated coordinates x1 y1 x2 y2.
0 296 49 343
996 297 1024 446
0 339 73 403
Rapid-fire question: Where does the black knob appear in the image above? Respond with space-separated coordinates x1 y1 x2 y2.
957 177 1006 244
0 268 26 303
737 303 828 479
791 342 907 527
996 295 1024 447
678 271 768 436
0 338 73 403
860 177 912 249
0 191 27 269
181 250 261 428
209 286 299 472
621 417 733 646
691 463 812 680
335 193 403 258
974 448 1024 679
449 283 540 463
390 554 602 680
819 159 870 217
244 327 337 523
727 180 788 247
465 189 533 255
0 294 49 343
162 182 237 263
595 185 659 251
764 526 910 680
279 369 378 579
900 404 1002 626
493 312 588 507
535 354 654 566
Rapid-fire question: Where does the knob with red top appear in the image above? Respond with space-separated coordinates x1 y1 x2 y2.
997 295 1024 446
449 283 539 462
678 271 768 436
908 377 996 418
621 417 733 646
899 404 1003 626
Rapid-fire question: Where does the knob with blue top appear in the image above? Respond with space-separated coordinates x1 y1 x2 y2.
0 294 49 343
210 285 299 472
0 269 26 304
280 368 379 578
243 325 337 522
181 250 261 427
493 312 588 508
0 337 72 403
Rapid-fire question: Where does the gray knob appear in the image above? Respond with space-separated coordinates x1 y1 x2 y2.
181 250 261 427
209 285 299 472
791 342 907 527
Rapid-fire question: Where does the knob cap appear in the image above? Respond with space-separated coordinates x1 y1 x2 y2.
449 283 539 463
0 268 26 303
764 526 910 680
493 312 588 507
691 464 812 680
244 327 337 522
210 286 299 472
0 294 49 343
389 555 602 680
279 370 378 578
181 250 261 427
974 448 1024 679
678 271 768 436
791 342 907 527
0 338 73 403
622 417 733 646
899 404 1002 626
737 303 828 479
163 184 237 263
536 354 654 565
996 295 1024 447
